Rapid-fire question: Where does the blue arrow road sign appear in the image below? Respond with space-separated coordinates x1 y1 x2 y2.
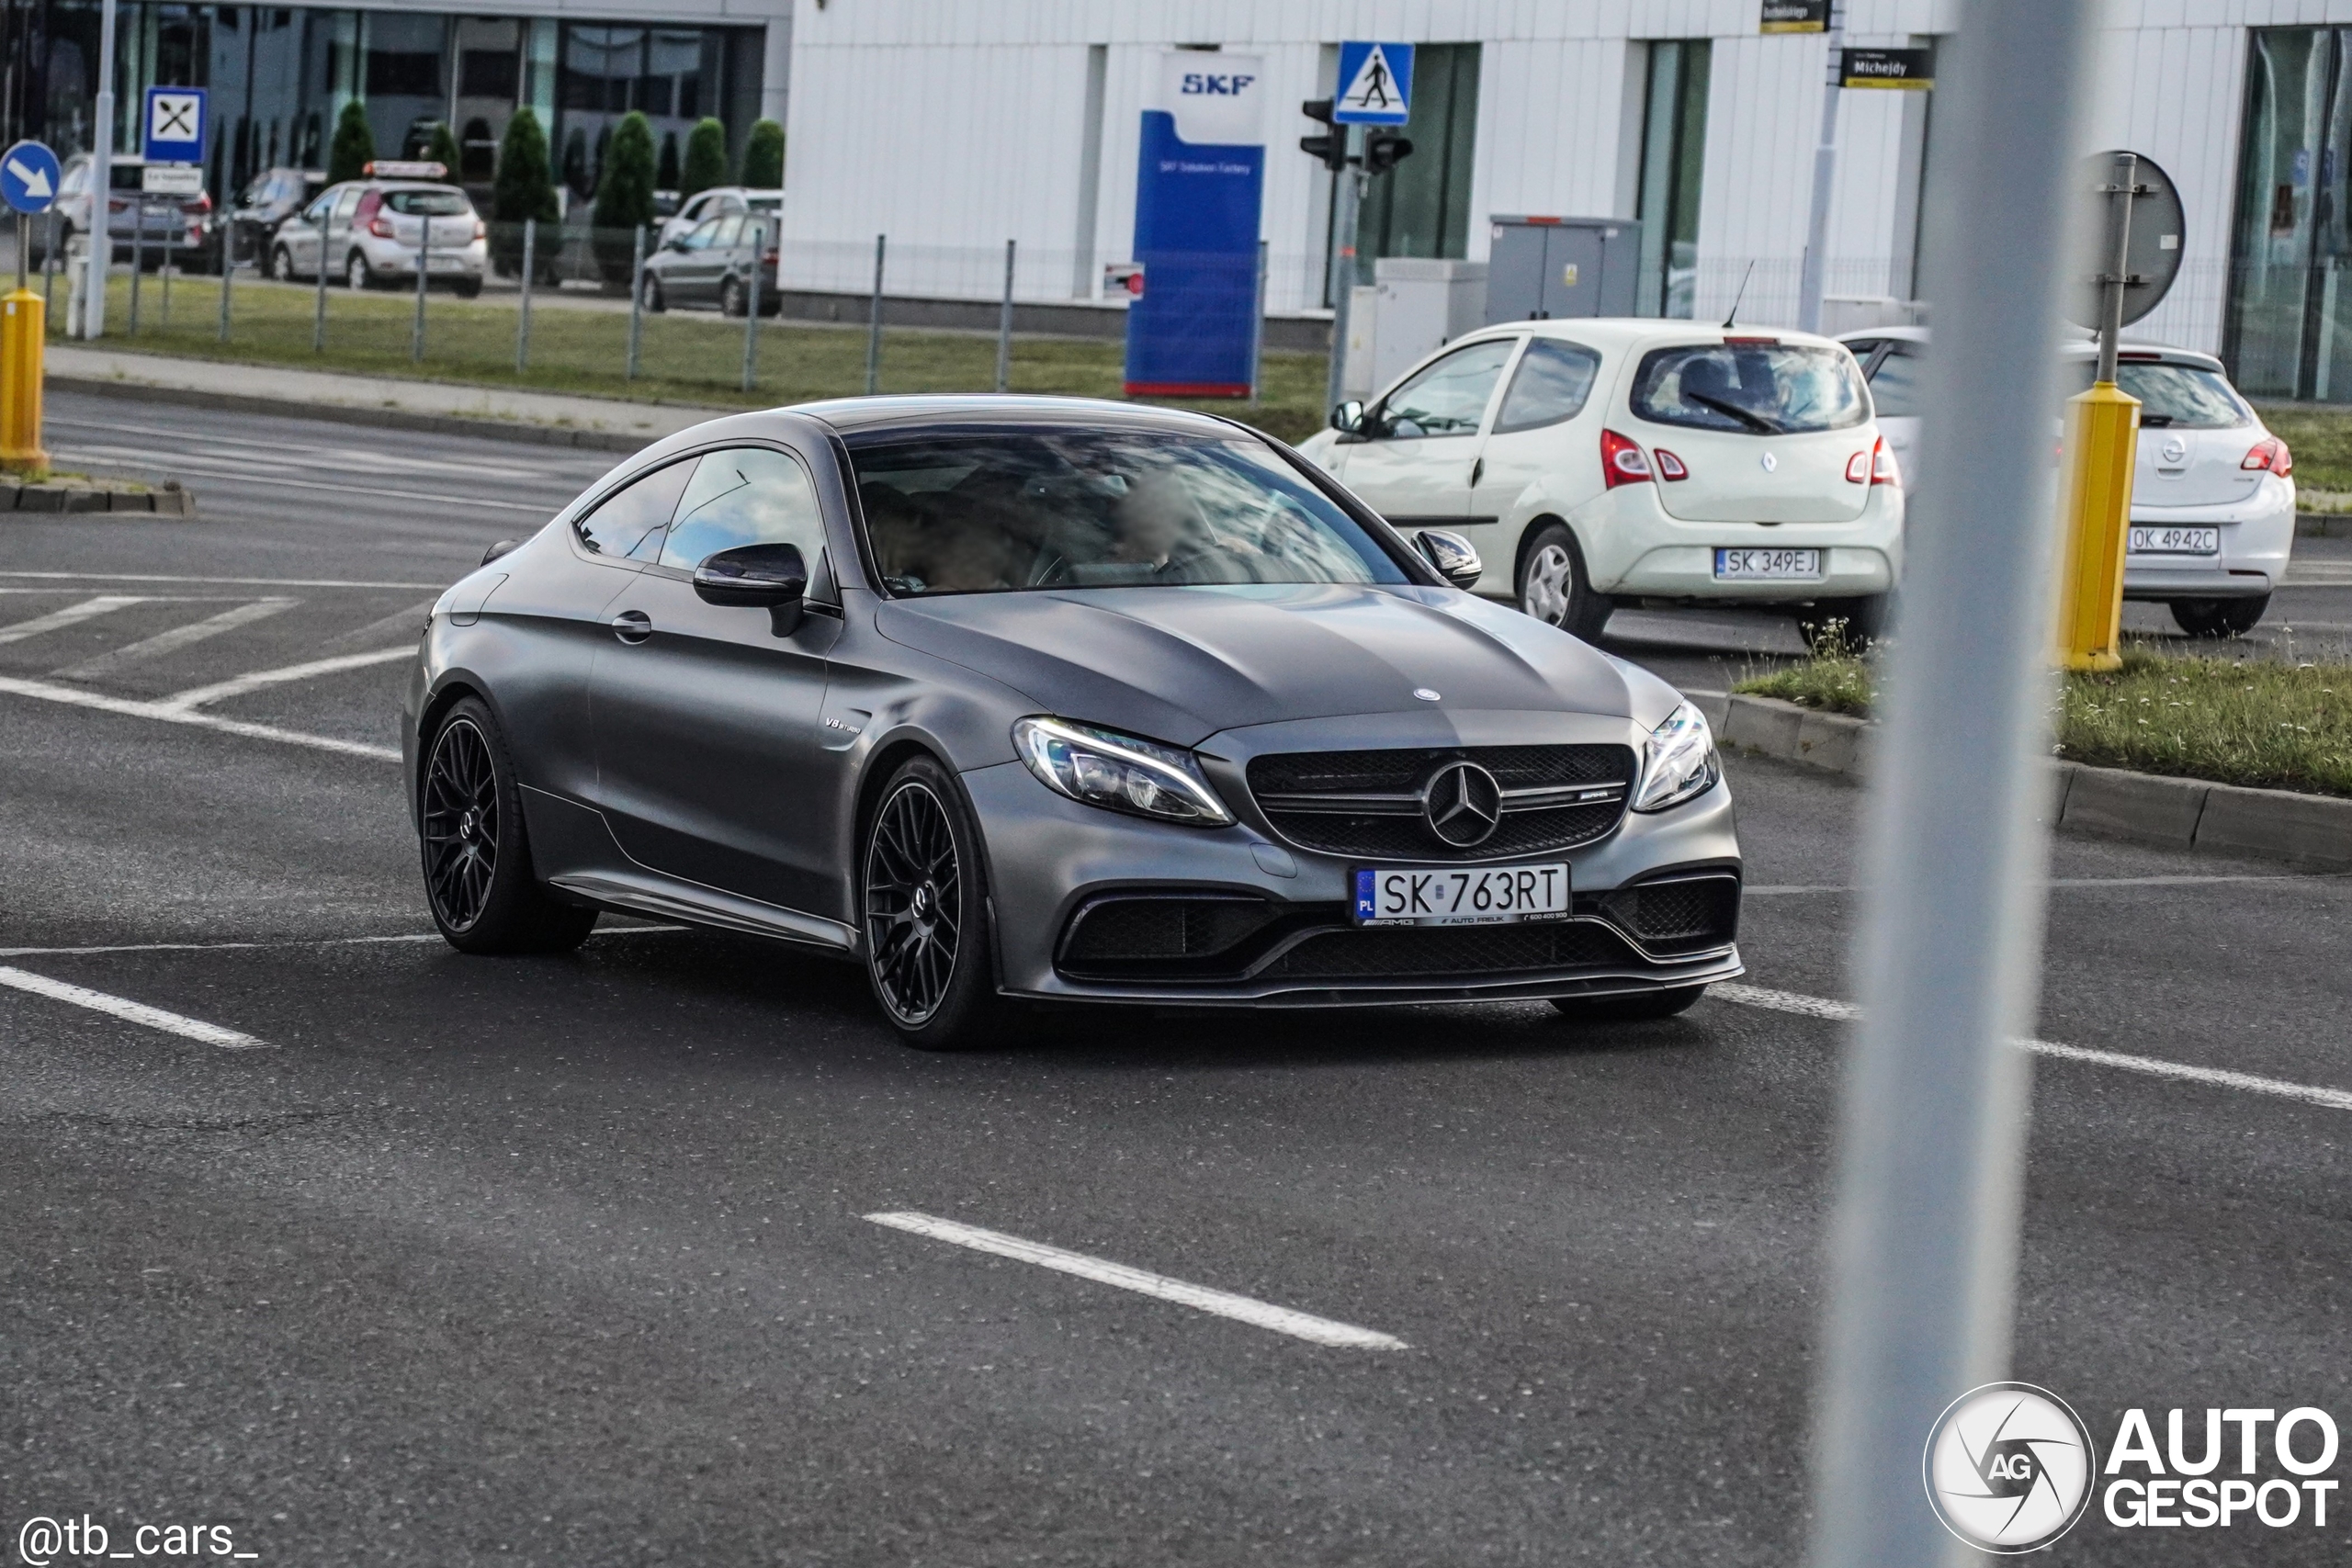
1 140 62 215
142 85 209 164
1333 42 1414 125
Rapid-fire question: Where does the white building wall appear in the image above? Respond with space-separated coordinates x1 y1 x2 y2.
776 0 2352 356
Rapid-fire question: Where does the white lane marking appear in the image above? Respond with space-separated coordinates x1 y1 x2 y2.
1713 983 2352 1112
156 647 415 712
0 594 144 646
1745 873 2346 896
0 965 266 1049
865 1211 1408 1350
0 926 688 958
318 598 438 652
0 571 447 589
2283 561 2352 586
0 673 400 761
51 598 298 681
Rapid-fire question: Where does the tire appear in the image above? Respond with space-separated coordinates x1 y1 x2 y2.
720 276 747 319
452 276 482 299
860 755 1006 1050
269 244 294 282
2170 594 2269 638
1518 523 1613 642
419 697 598 955
345 251 374 290
1552 985 1707 1021
1793 593 1890 654
640 274 666 313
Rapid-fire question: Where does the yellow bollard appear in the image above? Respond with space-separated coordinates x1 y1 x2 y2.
2052 379 2139 671
0 285 47 474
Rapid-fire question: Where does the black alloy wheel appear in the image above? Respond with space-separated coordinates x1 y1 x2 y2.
419 697 597 954
861 757 1002 1048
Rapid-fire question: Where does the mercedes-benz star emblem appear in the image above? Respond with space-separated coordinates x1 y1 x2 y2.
1422 761 1502 848
1760 451 1779 473
1413 688 1442 702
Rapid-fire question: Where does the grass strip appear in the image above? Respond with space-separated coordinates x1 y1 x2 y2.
51 276 1330 445
1735 648 2352 797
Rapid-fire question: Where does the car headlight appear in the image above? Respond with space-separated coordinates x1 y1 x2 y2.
1632 703 1721 813
1012 716 1234 827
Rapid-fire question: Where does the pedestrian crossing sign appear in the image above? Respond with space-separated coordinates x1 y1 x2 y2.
1333 41 1414 126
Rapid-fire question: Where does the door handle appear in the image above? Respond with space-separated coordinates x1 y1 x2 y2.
1470 458 1485 488
611 609 652 645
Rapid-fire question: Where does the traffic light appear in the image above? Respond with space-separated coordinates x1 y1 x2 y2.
1363 128 1415 176
1299 98 1348 173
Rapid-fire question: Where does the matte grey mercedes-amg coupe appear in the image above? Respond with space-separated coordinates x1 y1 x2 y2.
404 397 1743 1047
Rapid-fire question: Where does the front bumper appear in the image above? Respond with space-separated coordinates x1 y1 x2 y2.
966 712 1744 1006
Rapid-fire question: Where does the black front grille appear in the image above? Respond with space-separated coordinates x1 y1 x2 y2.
1264 921 1640 981
1597 875 1741 956
1247 744 1635 862
1058 895 1324 981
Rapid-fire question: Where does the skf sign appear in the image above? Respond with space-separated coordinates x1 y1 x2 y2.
1179 72 1256 97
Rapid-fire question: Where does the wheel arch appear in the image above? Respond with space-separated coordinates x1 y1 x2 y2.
1513 513 1581 587
849 731 1008 989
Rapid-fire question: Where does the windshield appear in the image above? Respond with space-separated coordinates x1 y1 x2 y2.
2070 360 2251 429
847 428 1412 595
384 188 472 216
1631 342 1871 434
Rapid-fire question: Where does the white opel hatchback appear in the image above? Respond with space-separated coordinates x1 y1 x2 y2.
1297 320 1903 642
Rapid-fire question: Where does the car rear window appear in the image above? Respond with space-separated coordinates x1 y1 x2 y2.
2069 360 2250 429
1631 342 1871 435
384 188 471 217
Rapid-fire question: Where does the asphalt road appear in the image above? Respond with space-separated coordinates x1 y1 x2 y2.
5 390 2350 1565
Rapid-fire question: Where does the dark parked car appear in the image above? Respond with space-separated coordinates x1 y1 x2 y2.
226 166 326 268
406 399 1743 1048
639 213 780 317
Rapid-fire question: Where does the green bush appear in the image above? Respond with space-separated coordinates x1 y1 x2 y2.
740 118 784 189
591 110 659 284
424 120 461 179
327 100 375 186
490 108 561 277
656 130 680 192
682 118 729 200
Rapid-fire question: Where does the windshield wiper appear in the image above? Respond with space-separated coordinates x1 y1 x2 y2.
1685 391 1782 434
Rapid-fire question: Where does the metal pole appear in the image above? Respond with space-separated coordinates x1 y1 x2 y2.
2095 152 2137 383
994 238 1015 393
161 211 173 328
129 204 143 333
515 218 535 373
865 232 886 396
311 212 328 353
412 216 429 362
217 218 232 342
1324 139 1363 417
741 237 763 394
82 0 117 339
1804 7 2096 1568
1794 0 1847 334
1248 238 1269 407
15 213 26 292
43 211 57 316
625 222 645 381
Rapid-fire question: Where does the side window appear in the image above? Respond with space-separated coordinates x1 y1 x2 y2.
711 215 746 251
332 186 363 220
575 458 697 562
1375 339 1518 439
684 218 722 250
300 194 332 224
659 447 827 571
1867 345 1924 419
1492 340 1605 434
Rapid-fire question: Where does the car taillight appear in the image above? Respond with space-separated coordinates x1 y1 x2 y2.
188 192 212 215
2243 435 2292 477
368 217 394 238
1871 438 1900 486
1846 451 1870 484
1654 448 1689 481
1601 428 1652 488
472 219 486 242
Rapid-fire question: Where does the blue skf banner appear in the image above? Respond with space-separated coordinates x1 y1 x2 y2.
1125 52 1265 399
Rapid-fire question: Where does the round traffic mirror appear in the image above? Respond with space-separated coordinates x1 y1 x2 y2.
2065 149 2186 331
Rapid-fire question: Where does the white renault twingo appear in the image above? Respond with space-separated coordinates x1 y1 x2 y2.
1297 320 1904 642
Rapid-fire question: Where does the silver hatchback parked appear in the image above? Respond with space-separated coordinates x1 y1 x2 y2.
269 174 487 297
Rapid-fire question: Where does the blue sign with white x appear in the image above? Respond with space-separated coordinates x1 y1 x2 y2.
1 140 62 215
142 85 209 164
1333 41 1415 125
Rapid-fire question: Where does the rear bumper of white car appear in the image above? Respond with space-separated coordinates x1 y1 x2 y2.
2121 475 2295 602
1577 483 1904 603
356 234 488 278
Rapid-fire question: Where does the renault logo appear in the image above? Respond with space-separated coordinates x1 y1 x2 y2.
1422 761 1502 848
1760 451 1779 473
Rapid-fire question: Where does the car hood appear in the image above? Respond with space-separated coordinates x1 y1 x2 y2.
876 583 1636 746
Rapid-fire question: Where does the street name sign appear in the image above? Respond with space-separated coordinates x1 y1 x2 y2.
1761 1 1832 32
1840 47 1935 89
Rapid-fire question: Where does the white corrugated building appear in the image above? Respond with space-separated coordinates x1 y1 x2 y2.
780 0 2352 400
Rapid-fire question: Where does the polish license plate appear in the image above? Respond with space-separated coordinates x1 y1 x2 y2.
1353 863 1571 927
1714 547 1823 581
2128 525 2221 556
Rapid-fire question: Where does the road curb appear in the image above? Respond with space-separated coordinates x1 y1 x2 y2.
1720 693 2352 870
1 473 197 517
2297 512 2352 538
49 372 657 455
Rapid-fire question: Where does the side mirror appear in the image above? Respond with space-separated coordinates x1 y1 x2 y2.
1414 530 1485 592
1330 399 1366 436
694 542 808 637
481 538 520 565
